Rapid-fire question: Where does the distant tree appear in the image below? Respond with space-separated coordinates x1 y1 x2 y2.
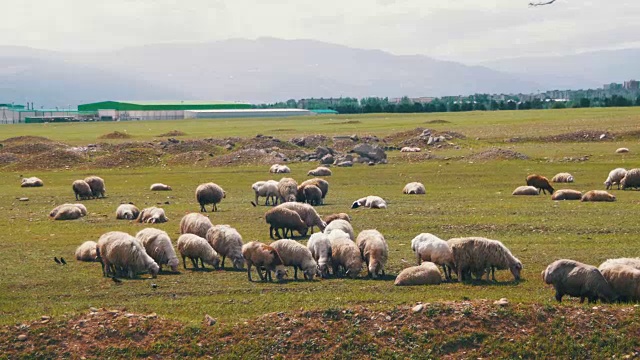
395 97 414 113
384 102 396 113
474 102 487 111
449 103 461 112
551 101 566 109
579 98 591 108
636 96 640 106
506 101 517 110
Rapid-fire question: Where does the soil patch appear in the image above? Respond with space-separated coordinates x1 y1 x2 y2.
157 130 186 137
289 134 330 148
0 136 53 144
93 148 162 168
209 149 284 166
509 130 614 143
0 142 62 155
0 153 20 165
467 148 529 161
162 140 222 155
98 131 132 140
167 151 211 166
324 120 361 125
425 119 451 124
10 149 88 170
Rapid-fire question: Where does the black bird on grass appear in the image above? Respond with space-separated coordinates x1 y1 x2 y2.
54 257 61 264
60 257 67 265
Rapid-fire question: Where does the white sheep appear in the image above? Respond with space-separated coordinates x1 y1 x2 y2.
265 207 309 239
252 180 279 206
551 189 583 201
551 173 574 183
307 166 332 176
328 230 363 278
616 147 630 154
270 164 291 173
604 168 627 190
72 180 93 200
150 183 172 191
400 147 421 153
356 229 388 279
599 258 640 270
135 228 179 272
179 213 213 238
307 232 332 278
97 231 159 279
598 264 640 302
137 207 169 223
411 233 454 281
241 241 287 282
542 259 617 303
621 168 640 190
302 185 323 206
51 205 83 220
394 262 442 286
275 202 326 233
351 196 387 209
84 176 106 198
403 182 426 195
116 204 140 220
205 225 245 270
50 203 87 218
448 237 522 282
270 239 318 280
277 177 298 204
75 241 98 262
512 186 540 196
324 219 355 241
21 177 43 187
195 182 226 212
176 234 220 270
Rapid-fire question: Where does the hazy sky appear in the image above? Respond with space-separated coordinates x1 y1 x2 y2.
3 0 639 63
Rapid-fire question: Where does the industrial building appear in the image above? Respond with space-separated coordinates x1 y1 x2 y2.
1 103 89 124
184 108 313 119
78 100 254 121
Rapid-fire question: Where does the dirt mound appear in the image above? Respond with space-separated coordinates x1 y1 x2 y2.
467 148 529 161
0 142 62 155
98 131 132 140
0 153 20 165
157 130 186 137
162 140 222 155
425 119 451 124
93 148 162 168
289 134 329 148
209 149 284 166
237 135 299 151
0 136 53 144
510 130 614 143
167 151 211 165
10 149 87 170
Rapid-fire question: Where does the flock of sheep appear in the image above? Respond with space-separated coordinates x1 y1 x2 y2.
23 161 640 304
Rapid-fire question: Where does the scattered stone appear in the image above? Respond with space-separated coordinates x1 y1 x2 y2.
89 307 98 313
412 304 424 313
494 298 509 306
146 313 158 319
224 144 233 151
18 198 29 202
17 334 27 342
320 154 334 165
204 314 217 326
336 161 353 167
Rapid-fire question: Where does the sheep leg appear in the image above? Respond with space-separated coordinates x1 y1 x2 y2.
269 226 276 240
256 266 266 281
247 263 253 281
182 256 187 269
579 296 585 304
200 203 206 212
212 204 217 212
221 255 226 269
416 254 422 266
294 266 298 280
200 258 206 269
441 265 449 281
491 267 497 282
190 257 199 269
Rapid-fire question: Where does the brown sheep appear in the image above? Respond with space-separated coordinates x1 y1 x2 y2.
551 189 583 201
581 190 616 202
526 174 554 195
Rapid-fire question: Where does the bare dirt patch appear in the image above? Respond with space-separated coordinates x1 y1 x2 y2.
209 149 285 167
0 136 53 144
92 148 162 168
425 119 451 124
467 148 529 161
167 151 211 166
9 149 88 170
157 130 186 137
0 142 62 156
98 131 132 140
0 153 20 165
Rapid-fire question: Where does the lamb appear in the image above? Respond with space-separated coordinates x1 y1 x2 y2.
542 259 617 303
21 177 43 187
324 219 355 241
265 207 309 239
50 203 87 218
275 202 326 232
195 182 226 212
241 241 286 282
252 180 279 206
135 228 179 272
205 225 245 270
323 213 351 225
176 234 220 270
599 258 640 270
179 213 213 238
512 186 539 196
402 182 426 195
75 241 98 262
526 174 554 194
621 168 640 190
116 204 140 220
581 190 616 202
411 233 455 280
150 183 172 191
270 164 291 173
270 239 318 280
84 176 106 198
303 185 323 206
351 196 387 209
394 262 442 286
448 237 522 282
277 177 298 204
604 168 628 190
328 230 363 278
51 205 83 220
551 189 583 201
551 173 574 183
355 229 388 279
598 264 640 302
97 231 159 279
297 178 329 204
400 147 421 153
616 147 630 154
307 166 332 176
137 207 169 223
72 180 93 200
307 233 332 278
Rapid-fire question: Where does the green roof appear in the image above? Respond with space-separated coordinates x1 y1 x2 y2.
78 100 253 112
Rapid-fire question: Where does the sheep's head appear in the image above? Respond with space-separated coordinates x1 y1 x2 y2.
208 256 221 270
168 258 179 272
510 261 523 281
303 267 316 281
604 180 612 190
149 263 160 278
351 201 362 209
232 256 245 270
317 264 330 278
298 226 309 237
222 191 227 199
275 265 287 282
620 177 627 189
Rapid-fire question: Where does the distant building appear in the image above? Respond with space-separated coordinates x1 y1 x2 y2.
78 100 253 121
297 98 343 109
624 80 639 90
389 97 435 104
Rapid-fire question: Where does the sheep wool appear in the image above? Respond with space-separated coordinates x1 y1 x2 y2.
116 204 140 220
72 180 93 200
599 258 640 271
241 241 286 282
275 202 326 232
265 207 309 239
394 262 442 286
277 177 298 204
179 213 213 238
526 174 554 195
298 178 329 204
581 190 616 202
84 176 106 198
195 182 226 212
356 229 388 279
75 241 98 262
137 207 169 223
270 164 291 173
598 264 640 302
621 168 640 190
307 166 332 177
551 189 583 201
177 234 220 270
448 237 522 282
307 232 332 278
303 185 323 206
97 231 159 279
403 182 426 195
52 205 83 220
351 196 387 209
205 225 245 270
324 219 355 241
323 213 351 225
252 180 279 206
50 203 87 218
512 186 539 196
551 173 574 183
136 228 179 272
270 239 318 280
21 177 43 187
604 168 627 190
328 230 363 278
150 183 172 191
542 259 617 303
411 233 454 280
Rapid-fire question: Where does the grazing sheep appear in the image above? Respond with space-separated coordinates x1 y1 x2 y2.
252 180 279 206
21 177 43 187
351 196 387 209
116 204 140 220
598 264 640 302
448 237 522 282
599 258 640 271
270 164 291 173
176 234 220 270
621 168 640 190
97 231 159 279
411 233 454 281
307 233 332 278
179 213 213 238
307 166 332 176
323 213 351 224
265 207 308 239
84 176 106 198
328 230 363 278
303 185 323 206
75 241 98 262
277 177 298 204
270 239 318 280
150 183 172 191
551 189 583 201
512 186 540 196
137 207 169 223
616 147 630 154
400 147 421 153
402 182 426 195
526 174 554 194
604 168 628 190
324 219 355 241
50 203 87 218
135 228 179 272
581 190 616 202
205 225 245 270
72 180 93 200
542 259 617 303
299 178 329 200
551 173 574 183
241 241 286 282
355 230 388 279
195 182 226 212
276 202 326 233
52 205 83 220
394 262 442 286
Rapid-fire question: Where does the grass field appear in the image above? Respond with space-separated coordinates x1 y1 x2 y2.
1 108 640 357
